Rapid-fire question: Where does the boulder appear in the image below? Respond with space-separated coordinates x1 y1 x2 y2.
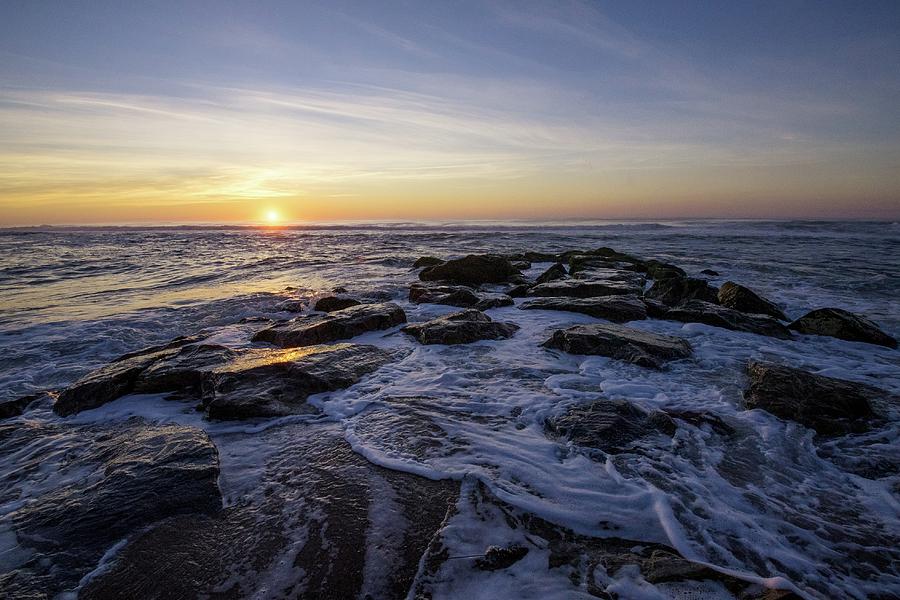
474 293 514 310
644 276 719 306
506 284 531 298
645 259 686 280
535 263 567 284
571 267 646 287
0 419 221 598
642 297 671 318
419 254 520 285
542 323 692 369
545 399 676 454
314 295 362 312
700 269 719 276
252 302 406 348
528 279 642 299
413 256 444 268
519 295 647 323
664 300 793 339
788 308 897 348
0 392 47 419
402 309 519 345
409 283 512 310
717 281 787 321
743 361 886 435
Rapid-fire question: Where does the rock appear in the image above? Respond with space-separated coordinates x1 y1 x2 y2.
645 259 686 280
474 293 514 310
519 295 647 323
644 276 719 306
546 399 676 454
589 247 645 266
571 267 646 287
701 268 719 276
408 283 511 310
475 545 529 571
522 251 562 262
543 323 692 369
568 255 619 274
332 286 349 293
402 309 519 345
743 361 886 435
535 263 567 284
314 295 362 312
717 281 787 321
419 254 520 285
0 392 47 419
413 256 444 268
788 308 897 348
510 260 531 271
133 343 238 394
202 344 396 419
506 284 530 298
0 419 221 598
252 302 406 348
642 297 670 318
528 279 642 298
665 300 793 339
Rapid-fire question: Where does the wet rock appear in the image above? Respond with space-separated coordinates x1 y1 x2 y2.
410 282 480 307
0 392 48 419
644 276 719 306
413 256 444 268
589 246 645 266
0 419 221 598
506 284 531 298
419 254 520 285
645 259 686 280
572 267 646 287
510 260 531 271
665 300 793 339
788 308 897 348
546 399 676 454
332 286 349 294
133 343 238 394
402 309 519 345
568 255 619 274
474 293 514 310
743 361 886 435
475 545 529 571
528 279 642 298
535 263 567 284
543 323 692 369
252 302 406 348
718 281 787 321
519 295 647 323
701 268 719 276
642 297 670 318
202 344 397 419
79 423 458 600
314 295 362 312
522 251 562 262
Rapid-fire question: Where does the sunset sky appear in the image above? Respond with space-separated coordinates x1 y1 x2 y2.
1 0 899 225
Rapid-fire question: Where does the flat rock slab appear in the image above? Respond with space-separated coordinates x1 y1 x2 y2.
665 300 793 339
543 323 692 369
0 419 221 598
528 279 642 298
571 267 646 287
645 276 719 306
252 302 407 348
545 399 676 454
419 254 520 285
743 361 886 435
402 309 519 345
718 281 787 321
79 423 459 600
409 283 513 310
788 307 897 348
313 295 362 312
519 295 647 323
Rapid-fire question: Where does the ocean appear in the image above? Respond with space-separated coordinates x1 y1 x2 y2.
1 220 898 598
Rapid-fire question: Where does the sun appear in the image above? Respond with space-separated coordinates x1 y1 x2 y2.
264 209 281 224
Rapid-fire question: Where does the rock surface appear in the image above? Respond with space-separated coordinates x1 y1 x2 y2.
545 399 676 454
788 307 897 348
413 256 444 268
252 302 406 348
314 295 362 312
535 263 567 284
665 300 793 339
409 282 513 310
645 276 719 306
743 361 886 435
543 323 692 369
528 278 642 298
402 309 519 345
519 295 647 323
0 393 47 419
419 254 520 285
718 281 787 321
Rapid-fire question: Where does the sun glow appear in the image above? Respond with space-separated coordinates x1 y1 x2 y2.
264 209 281 225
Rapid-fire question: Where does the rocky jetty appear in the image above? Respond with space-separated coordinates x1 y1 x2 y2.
419 254 520 284
252 302 406 347
717 281 787 320
545 399 676 454
519 295 647 323
789 307 897 348
402 309 519 345
543 323 692 369
665 300 793 339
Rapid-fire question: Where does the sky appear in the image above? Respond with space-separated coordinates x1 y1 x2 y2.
1 0 899 225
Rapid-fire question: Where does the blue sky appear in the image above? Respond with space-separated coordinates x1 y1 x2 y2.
1 0 898 223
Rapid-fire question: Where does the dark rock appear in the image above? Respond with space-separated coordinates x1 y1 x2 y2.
589 247 645 266
522 251 562 262
252 302 406 348
133 343 238 394
419 254 520 285
645 259 686 280
332 286 349 293
743 361 885 435
788 308 897 348
546 399 676 454
506 284 530 298
543 323 692 369
519 295 647 323
528 279 642 298
665 300 793 339
202 344 397 419
568 254 618 274
718 281 787 321
314 295 362 312
413 256 444 268
0 419 220 598
642 297 671 318
410 282 480 307
276 299 306 312
474 293 514 310
475 545 529 571
402 310 519 345
510 260 531 270
0 392 48 419
535 263 567 284
571 267 646 287
701 269 719 276
644 276 719 306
